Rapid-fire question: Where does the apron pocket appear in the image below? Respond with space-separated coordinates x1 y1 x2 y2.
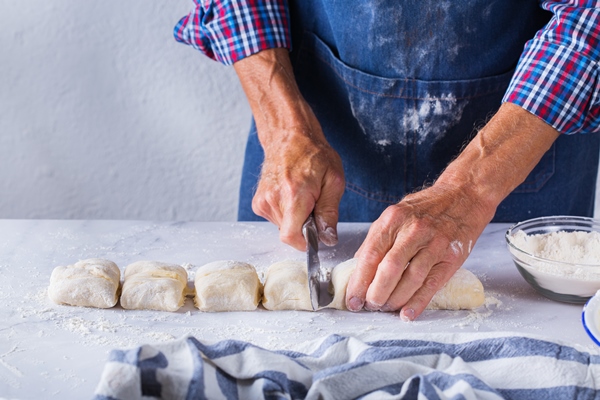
294 31 554 219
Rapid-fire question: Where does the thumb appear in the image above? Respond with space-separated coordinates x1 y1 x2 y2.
313 172 344 247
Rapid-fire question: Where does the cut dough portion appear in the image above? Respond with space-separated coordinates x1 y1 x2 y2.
194 260 262 312
120 261 188 312
427 268 485 310
262 260 313 311
327 258 485 310
48 258 120 308
327 258 357 310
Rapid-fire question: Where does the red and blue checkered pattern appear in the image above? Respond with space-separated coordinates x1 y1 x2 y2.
174 0 290 65
175 0 600 135
504 1 600 134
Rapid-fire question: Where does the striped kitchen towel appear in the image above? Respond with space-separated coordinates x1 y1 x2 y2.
93 333 600 399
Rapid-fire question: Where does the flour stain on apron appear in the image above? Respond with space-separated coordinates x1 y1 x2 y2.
349 91 468 149
401 94 468 145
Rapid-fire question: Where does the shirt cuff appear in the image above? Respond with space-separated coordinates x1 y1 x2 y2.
174 0 291 66
503 32 600 135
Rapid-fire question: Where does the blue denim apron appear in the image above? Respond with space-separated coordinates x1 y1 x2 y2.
239 1 599 222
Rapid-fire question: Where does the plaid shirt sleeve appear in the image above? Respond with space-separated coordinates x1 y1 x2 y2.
174 0 291 65
503 0 600 134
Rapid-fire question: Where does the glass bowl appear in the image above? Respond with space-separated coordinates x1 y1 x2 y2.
505 216 600 303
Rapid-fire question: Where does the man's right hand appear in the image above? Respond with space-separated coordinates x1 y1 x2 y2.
234 49 345 250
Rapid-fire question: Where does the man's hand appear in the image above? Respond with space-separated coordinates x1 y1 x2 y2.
253 121 344 250
234 49 345 250
346 102 561 320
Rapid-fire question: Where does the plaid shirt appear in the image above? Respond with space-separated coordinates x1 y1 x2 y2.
174 1 600 135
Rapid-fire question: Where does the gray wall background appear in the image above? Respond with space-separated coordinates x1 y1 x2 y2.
1 2 598 221
1 1 251 221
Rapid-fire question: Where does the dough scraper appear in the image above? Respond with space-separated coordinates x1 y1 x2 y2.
302 213 322 311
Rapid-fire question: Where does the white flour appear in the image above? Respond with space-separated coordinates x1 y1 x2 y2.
509 230 600 281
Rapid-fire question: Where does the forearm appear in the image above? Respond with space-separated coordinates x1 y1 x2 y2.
233 48 345 249
435 102 561 219
233 48 327 151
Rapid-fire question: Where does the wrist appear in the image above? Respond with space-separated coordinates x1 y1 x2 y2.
434 102 560 218
234 49 316 140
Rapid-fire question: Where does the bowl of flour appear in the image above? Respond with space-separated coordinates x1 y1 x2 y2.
506 216 600 303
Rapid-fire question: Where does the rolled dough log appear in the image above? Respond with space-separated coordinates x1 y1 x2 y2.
120 261 188 312
327 258 485 310
48 258 120 308
262 260 313 311
194 260 262 312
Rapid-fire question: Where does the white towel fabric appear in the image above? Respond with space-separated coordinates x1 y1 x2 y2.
93 333 600 399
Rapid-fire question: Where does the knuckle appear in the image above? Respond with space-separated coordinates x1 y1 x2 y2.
422 273 444 292
278 228 295 244
406 217 435 240
358 249 382 268
328 171 345 192
262 190 280 207
251 197 268 216
405 265 429 285
377 260 404 281
380 205 404 225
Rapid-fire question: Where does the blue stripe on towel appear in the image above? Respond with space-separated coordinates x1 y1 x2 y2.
108 348 140 365
426 371 499 395
216 368 239 400
256 370 308 398
185 339 205 400
500 387 600 400
139 353 168 397
188 336 253 359
94 334 600 400
368 337 600 365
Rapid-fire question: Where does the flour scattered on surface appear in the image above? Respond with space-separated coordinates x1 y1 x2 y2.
449 292 503 331
1 345 25 378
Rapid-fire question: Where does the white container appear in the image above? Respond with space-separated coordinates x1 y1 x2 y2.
582 291 600 346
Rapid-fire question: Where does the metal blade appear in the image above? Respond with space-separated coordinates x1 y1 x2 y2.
302 213 321 311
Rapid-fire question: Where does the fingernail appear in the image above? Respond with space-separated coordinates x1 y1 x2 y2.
315 216 338 246
364 301 381 312
319 226 338 247
347 297 364 312
400 308 415 322
380 303 393 312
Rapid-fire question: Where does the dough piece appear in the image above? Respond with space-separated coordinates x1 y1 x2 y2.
327 258 357 310
327 258 485 310
262 260 313 311
120 261 188 312
427 268 485 310
48 258 120 308
194 260 262 312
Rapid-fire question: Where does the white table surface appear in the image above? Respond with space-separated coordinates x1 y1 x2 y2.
0 220 597 399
